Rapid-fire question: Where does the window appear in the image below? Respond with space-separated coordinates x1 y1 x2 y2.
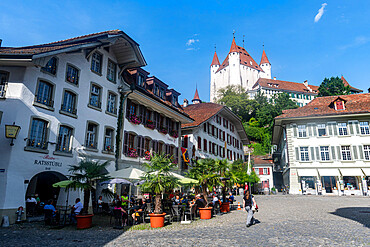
197 136 202 150
144 138 151 152
335 100 345 110
138 74 146 88
364 145 370 160
298 125 306 137
317 124 327 137
66 64 79 85
263 168 269 175
91 52 102 74
41 57 57 75
160 87 165 100
27 118 48 149
107 59 116 82
61 90 77 115
203 123 207 132
106 93 117 114
172 95 178 106
300 147 309 161
154 84 160 96
338 123 348 136
103 128 114 152
360 122 370 135
86 123 98 149
320 146 330 161
35 80 54 107
89 84 101 108
56 126 72 153
203 139 207 152
0 71 9 98
341 146 352 160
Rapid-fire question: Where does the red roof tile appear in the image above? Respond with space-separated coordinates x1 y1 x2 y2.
275 93 370 119
341 76 363 93
193 88 200 100
182 103 224 128
210 51 220 66
260 50 270 65
229 37 238 53
253 155 273 165
253 78 319 94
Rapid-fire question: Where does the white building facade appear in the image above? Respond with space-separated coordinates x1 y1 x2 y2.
0 30 192 223
253 156 274 191
181 92 249 168
272 94 370 196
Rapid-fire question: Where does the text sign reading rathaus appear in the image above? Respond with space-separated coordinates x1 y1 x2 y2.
34 155 62 167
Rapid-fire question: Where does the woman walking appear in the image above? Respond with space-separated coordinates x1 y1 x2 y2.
243 190 257 227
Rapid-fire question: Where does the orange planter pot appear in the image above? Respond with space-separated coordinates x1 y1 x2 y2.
149 213 166 228
199 207 212 219
221 202 230 213
76 214 94 229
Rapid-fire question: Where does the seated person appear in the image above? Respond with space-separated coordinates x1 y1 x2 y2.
97 196 103 212
212 194 219 206
173 195 181 205
70 198 83 224
44 199 59 223
180 196 188 206
132 199 146 224
228 192 235 204
114 202 128 227
195 194 206 208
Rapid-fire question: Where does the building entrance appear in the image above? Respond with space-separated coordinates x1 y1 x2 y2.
322 176 336 193
26 171 67 204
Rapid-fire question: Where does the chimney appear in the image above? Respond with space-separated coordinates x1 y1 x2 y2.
273 77 276 80
183 99 188 107
303 80 308 87
0 39 2 47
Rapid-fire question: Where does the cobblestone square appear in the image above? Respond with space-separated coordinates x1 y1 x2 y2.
1 195 369 246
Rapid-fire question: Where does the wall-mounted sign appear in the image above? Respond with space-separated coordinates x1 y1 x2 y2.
34 155 62 167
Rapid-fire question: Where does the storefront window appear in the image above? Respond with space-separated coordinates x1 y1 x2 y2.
300 176 316 189
343 176 358 190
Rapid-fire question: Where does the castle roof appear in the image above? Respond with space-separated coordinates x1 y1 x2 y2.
193 88 200 101
341 76 363 93
260 50 270 65
252 78 319 95
216 39 263 73
210 51 220 66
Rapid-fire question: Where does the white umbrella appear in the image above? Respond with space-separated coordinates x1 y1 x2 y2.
108 167 144 180
100 178 132 185
151 171 185 179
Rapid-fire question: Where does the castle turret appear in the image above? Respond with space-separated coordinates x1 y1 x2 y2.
210 50 220 102
228 37 241 88
192 88 202 104
259 49 271 79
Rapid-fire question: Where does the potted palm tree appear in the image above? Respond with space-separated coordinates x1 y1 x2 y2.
68 159 110 229
187 158 221 219
216 159 235 213
139 153 179 228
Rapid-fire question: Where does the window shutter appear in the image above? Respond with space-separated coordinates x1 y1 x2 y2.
141 136 145 157
355 122 360 135
308 125 313 137
315 147 320 160
312 124 317 136
152 140 157 153
328 123 333 136
125 99 131 118
123 131 129 155
333 123 338 136
358 145 364 160
310 147 315 161
295 147 299 161
259 168 263 175
336 146 341 160
267 168 270 175
331 146 336 160
349 122 354 135
292 124 297 137
352 146 358 160
203 123 207 132
137 136 142 157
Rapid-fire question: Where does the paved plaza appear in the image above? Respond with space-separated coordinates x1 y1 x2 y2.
1 195 369 246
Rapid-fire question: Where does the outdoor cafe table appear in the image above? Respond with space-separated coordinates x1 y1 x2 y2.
57 206 71 226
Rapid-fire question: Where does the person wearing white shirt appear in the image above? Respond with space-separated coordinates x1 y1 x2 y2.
71 198 83 224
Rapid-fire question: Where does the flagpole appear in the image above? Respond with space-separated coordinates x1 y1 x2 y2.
247 152 251 194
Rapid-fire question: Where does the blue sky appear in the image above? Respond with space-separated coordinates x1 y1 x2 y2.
1 0 369 102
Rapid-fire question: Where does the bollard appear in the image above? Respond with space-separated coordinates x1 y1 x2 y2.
2 216 9 227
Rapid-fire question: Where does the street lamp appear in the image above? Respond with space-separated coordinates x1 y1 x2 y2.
5 122 21 146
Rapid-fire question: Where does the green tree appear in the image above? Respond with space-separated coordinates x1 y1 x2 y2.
318 76 351 97
68 160 110 215
139 153 179 214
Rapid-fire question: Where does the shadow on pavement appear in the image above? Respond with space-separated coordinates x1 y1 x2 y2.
330 207 370 228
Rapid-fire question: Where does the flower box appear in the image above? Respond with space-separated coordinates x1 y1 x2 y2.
159 126 168 135
169 130 178 138
129 115 141 125
144 151 151 160
128 148 138 158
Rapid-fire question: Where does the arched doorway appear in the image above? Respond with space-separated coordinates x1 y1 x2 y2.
26 171 67 204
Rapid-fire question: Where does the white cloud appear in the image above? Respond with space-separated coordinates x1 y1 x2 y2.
186 38 199 46
339 36 370 50
314 3 327 23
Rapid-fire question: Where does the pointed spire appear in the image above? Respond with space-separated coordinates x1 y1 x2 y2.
192 88 202 104
341 75 350 87
210 49 220 67
260 49 270 65
229 36 238 53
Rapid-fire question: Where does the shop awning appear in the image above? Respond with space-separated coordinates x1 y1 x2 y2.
297 169 318 177
362 168 370 176
340 168 364 177
318 169 340 177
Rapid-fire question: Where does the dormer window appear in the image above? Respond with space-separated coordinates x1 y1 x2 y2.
334 100 345 110
41 57 57 75
154 84 160 96
138 74 146 88
172 95 178 106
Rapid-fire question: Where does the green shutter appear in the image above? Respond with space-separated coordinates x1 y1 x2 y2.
293 124 297 137
315 147 320 160
331 146 336 160
358 145 364 160
352 146 358 160
355 122 360 135
333 123 338 136
349 122 354 135
310 147 315 161
295 147 299 161
336 146 341 160
328 123 333 136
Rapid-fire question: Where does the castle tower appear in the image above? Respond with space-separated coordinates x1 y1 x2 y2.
192 88 202 104
259 49 271 79
210 50 220 102
228 37 242 88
